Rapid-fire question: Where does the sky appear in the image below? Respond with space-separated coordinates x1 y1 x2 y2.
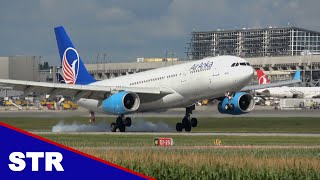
0 0 320 65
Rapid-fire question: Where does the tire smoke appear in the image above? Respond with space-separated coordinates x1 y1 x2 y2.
52 121 109 132
51 119 173 132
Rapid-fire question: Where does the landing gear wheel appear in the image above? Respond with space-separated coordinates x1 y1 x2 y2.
184 122 191 132
124 117 132 127
182 117 189 127
191 118 198 127
182 117 191 132
119 125 126 132
116 117 123 125
176 123 183 132
175 105 199 132
110 123 117 132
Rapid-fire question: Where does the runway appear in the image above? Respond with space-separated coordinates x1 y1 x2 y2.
34 132 320 137
1 105 320 118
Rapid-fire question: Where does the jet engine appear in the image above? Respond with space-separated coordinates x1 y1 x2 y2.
102 91 140 115
217 92 255 115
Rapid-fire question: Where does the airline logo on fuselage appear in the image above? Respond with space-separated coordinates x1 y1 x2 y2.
190 61 213 71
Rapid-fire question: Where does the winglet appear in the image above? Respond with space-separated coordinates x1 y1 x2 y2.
54 26 96 85
293 69 301 80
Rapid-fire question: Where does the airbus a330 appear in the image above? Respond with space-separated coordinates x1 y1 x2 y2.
0 26 300 132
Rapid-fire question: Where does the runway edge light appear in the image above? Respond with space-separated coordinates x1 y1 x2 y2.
0 122 154 180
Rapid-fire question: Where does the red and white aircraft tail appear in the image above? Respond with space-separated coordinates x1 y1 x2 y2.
256 70 270 85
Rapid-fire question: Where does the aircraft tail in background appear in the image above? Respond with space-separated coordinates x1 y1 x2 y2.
256 70 270 85
293 69 301 80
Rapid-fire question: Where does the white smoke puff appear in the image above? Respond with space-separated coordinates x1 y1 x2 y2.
127 119 173 132
52 121 109 132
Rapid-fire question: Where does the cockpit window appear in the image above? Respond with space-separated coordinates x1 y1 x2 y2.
246 62 250 66
236 63 239 66
240 62 246 66
231 63 235 67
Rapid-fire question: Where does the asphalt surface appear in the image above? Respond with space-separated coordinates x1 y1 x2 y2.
0 105 320 118
35 132 320 137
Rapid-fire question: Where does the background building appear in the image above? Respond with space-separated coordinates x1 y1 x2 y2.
137 57 178 62
187 27 320 60
0 56 40 81
0 56 40 97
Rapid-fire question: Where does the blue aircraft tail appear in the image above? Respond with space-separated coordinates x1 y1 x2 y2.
54 26 96 85
293 69 301 80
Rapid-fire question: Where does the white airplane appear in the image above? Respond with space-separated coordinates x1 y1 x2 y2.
0 26 300 132
255 70 320 98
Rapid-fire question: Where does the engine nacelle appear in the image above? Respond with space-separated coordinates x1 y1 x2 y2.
102 91 140 115
217 92 255 115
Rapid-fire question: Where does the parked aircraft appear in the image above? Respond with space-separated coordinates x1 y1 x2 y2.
254 69 320 98
0 26 300 132
256 69 300 85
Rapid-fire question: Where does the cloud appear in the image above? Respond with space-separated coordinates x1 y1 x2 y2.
96 7 134 23
0 0 319 65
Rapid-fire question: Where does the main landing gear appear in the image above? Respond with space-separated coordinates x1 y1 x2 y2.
110 115 132 132
176 105 198 132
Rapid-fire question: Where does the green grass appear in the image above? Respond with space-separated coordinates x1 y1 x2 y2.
1 116 320 132
39 133 320 179
2 117 320 179
40 134 320 147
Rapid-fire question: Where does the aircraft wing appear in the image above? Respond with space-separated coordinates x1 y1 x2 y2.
0 79 173 101
240 79 301 92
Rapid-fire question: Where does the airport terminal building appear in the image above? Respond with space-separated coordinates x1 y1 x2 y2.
187 27 320 60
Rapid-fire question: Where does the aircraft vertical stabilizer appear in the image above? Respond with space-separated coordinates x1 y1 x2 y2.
54 26 96 85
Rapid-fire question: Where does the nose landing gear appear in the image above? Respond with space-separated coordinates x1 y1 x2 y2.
176 105 198 132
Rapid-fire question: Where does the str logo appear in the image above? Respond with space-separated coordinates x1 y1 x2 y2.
8 152 64 172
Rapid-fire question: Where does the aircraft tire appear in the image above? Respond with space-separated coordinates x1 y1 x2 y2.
119 124 126 132
176 123 183 132
110 123 117 132
191 118 198 127
184 122 191 132
124 117 132 127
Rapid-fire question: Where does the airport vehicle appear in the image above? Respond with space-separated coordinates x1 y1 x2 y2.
255 70 320 98
0 26 300 132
